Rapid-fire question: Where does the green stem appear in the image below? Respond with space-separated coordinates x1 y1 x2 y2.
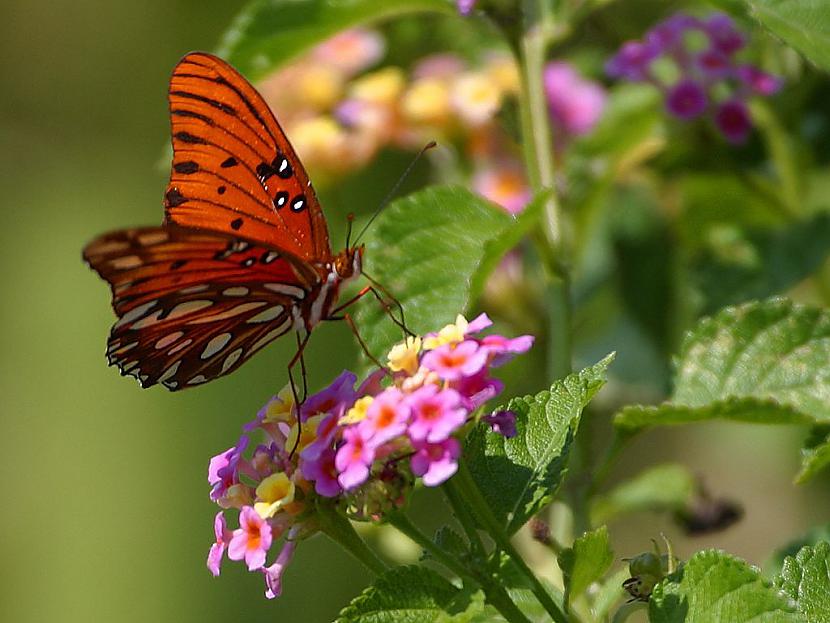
315 500 388 576
387 511 472 580
516 0 572 381
455 462 570 623
442 481 536 623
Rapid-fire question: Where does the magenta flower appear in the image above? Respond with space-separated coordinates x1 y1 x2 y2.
335 427 374 490
697 50 731 79
703 12 745 55
359 388 409 445
605 41 659 81
482 410 518 438
736 65 783 96
301 370 358 421
262 537 298 599
207 512 232 576
406 385 466 443
481 333 535 367
666 80 707 119
422 340 488 381
411 439 461 486
208 435 249 502
301 448 342 497
715 99 752 144
466 313 493 334
647 13 700 50
457 0 477 15
228 506 273 571
455 371 504 410
544 62 606 137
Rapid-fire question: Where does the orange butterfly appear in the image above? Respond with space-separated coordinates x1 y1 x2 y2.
84 52 364 390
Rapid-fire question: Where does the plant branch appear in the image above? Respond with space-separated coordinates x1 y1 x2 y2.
316 500 388 576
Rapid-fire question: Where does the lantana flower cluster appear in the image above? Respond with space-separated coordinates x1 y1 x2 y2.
206 314 531 598
606 12 782 143
259 29 605 216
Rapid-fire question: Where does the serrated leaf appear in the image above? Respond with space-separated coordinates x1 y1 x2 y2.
591 464 696 525
336 565 460 623
650 550 800 622
768 525 830 577
746 0 830 71
356 185 513 357
691 213 830 315
775 542 830 622
466 355 613 535
614 299 830 433
217 0 453 81
796 425 830 484
558 526 614 604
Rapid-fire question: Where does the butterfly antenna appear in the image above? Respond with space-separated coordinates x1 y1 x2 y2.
352 141 437 246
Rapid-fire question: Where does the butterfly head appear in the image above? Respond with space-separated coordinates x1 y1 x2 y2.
335 245 364 282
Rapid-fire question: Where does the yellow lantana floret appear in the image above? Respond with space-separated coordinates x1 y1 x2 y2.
387 336 422 375
262 384 296 424
401 78 451 126
254 473 296 519
297 65 345 110
350 67 406 105
451 72 502 127
423 314 469 350
340 396 374 424
285 414 324 454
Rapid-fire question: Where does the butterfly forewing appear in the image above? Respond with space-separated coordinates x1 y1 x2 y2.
165 52 331 262
84 227 315 389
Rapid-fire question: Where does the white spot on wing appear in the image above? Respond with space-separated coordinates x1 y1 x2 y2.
155 331 184 349
247 305 284 323
181 285 209 294
188 375 208 385
168 338 193 355
187 302 266 324
111 255 142 270
115 300 157 328
167 300 213 320
201 333 232 359
264 283 305 299
137 231 168 246
158 360 181 383
223 286 249 297
131 310 164 329
222 348 244 372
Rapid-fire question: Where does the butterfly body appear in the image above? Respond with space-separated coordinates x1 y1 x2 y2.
84 52 363 390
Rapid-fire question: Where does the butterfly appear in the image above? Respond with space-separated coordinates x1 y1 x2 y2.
83 52 364 391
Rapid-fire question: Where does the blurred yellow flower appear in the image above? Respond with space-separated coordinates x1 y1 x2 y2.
402 78 451 126
485 53 520 95
451 72 502 127
350 67 406 105
423 315 469 350
296 65 345 111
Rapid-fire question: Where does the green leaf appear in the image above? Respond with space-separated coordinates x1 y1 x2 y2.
466 355 614 535
691 213 830 315
590 464 696 525
614 298 830 433
650 550 800 622
592 568 629 622
336 565 460 623
768 526 830 577
217 0 453 81
423 526 468 562
356 185 513 357
558 526 614 605
746 0 830 71
775 542 830 622
796 425 830 484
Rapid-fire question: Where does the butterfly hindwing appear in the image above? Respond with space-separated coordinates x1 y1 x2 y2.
165 52 331 262
84 227 316 389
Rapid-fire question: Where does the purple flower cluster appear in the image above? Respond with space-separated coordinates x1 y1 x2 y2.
606 12 782 143
205 313 531 598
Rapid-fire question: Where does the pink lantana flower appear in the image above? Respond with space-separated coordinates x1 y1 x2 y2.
335 427 374 490
422 340 488 381
358 388 409 445
207 512 232 576
262 534 298 599
406 385 466 443
208 435 249 502
228 506 273 571
300 370 358 421
300 413 341 461
411 439 462 486
481 334 535 367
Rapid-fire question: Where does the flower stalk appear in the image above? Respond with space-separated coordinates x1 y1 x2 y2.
316 500 389 576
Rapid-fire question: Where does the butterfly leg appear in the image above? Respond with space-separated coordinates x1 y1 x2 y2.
286 330 312 459
343 312 388 372
330 284 413 339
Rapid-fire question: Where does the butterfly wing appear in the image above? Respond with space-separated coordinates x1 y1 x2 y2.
84 227 318 390
165 51 331 262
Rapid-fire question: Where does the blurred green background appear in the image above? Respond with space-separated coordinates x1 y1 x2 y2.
2 1 829 622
